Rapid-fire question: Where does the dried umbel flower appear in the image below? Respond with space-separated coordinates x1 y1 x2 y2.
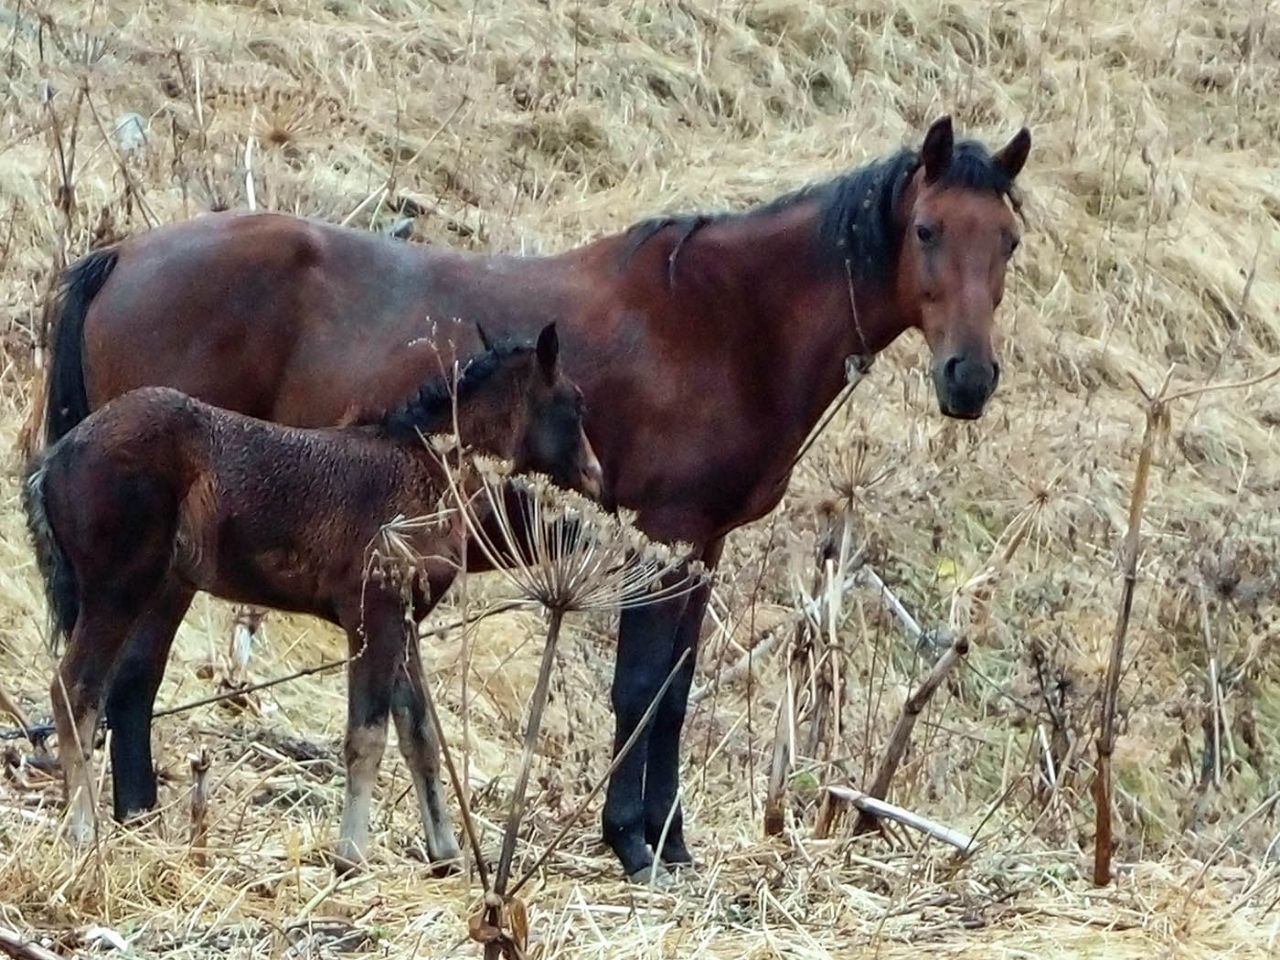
370 505 458 598
366 448 707 616
438 452 708 613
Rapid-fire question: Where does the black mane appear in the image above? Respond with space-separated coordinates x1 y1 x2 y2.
625 138 1021 290
380 339 532 441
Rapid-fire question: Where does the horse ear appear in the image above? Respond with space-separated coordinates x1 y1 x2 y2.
536 322 559 378
476 323 495 351
993 127 1031 181
921 115 954 183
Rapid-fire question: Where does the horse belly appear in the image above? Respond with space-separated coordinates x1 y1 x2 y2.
198 543 340 622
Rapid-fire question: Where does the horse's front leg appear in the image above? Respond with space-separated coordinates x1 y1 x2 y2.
602 590 691 882
390 624 462 873
334 599 401 874
643 539 722 867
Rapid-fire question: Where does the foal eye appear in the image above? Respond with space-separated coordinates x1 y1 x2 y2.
915 224 935 245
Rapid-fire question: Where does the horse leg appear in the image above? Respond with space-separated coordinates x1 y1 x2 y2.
51 603 144 845
390 629 462 873
602 590 691 881
643 539 722 866
228 605 266 685
334 601 400 874
105 576 195 821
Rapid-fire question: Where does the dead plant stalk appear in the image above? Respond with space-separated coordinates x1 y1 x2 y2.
1093 360 1280 886
846 493 1039 839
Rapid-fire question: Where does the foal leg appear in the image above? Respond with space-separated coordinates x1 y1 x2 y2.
228 605 266 685
602 590 690 881
105 577 195 820
390 630 462 872
334 602 401 874
642 544 720 866
52 604 145 844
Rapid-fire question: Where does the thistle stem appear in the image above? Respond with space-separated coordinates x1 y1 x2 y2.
494 605 565 896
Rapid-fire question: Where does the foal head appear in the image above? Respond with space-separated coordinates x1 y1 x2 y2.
895 116 1030 420
386 323 603 498
489 322 603 499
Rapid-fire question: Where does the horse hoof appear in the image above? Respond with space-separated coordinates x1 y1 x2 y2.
332 844 367 878
627 862 674 888
66 817 94 847
658 845 694 869
118 807 162 831
427 847 463 878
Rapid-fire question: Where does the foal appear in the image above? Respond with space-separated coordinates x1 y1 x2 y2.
25 323 601 870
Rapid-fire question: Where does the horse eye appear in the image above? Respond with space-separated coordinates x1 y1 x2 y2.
1007 237 1021 258
916 224 935 244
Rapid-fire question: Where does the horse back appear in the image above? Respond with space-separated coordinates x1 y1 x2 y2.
79 211 581 430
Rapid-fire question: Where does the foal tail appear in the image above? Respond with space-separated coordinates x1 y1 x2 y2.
22 455 79 653
44 247 118 447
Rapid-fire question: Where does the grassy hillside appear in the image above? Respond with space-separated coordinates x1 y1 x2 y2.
0 1 1277 956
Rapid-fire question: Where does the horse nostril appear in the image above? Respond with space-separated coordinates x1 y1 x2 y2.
944 356 962 384
991 360 1001 388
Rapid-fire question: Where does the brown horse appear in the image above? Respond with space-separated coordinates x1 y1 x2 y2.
25 325 601 870
41 115 1031 880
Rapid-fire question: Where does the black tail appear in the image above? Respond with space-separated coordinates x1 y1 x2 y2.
22 455 79 652
44 247 118 447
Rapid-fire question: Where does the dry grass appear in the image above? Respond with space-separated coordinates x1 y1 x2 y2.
1 0 1279 956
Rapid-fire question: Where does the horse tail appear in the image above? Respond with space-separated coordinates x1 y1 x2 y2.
44 247 119 447
22 454 79 653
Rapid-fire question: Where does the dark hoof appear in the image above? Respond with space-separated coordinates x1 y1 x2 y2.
116 806 163 831
627 862 675 888
428 854 463 879
332 852 366 879
656 841 694 868
113 796 160 823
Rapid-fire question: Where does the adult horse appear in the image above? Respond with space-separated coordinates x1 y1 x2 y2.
40 115 1030 881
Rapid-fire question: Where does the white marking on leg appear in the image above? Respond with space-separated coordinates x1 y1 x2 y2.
53 674 100 847
393 708 461 865
336 723 386 871
228 607 261 685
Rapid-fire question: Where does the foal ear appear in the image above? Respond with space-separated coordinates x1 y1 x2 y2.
535 322 559 378
921 115 954 184
476 323 495 351
993 127 1032 181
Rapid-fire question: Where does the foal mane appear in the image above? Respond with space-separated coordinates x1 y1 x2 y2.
625 138 1022 289
374 339 533 441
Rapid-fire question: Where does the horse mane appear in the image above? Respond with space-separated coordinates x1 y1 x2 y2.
372 339 532 441
624 138 1023 290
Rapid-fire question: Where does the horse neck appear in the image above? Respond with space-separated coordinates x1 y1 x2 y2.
448 384 523 461
701 202 912 444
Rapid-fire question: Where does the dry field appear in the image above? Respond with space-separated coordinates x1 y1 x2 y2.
1 0 1279 957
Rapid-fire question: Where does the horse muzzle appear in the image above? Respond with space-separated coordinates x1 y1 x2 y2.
578 439 605 501
934 354 1000 420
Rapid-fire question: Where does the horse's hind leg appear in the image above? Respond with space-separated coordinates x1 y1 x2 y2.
45 462 176 845
105 576 195 821
390 629 461 873
52 604 144 844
